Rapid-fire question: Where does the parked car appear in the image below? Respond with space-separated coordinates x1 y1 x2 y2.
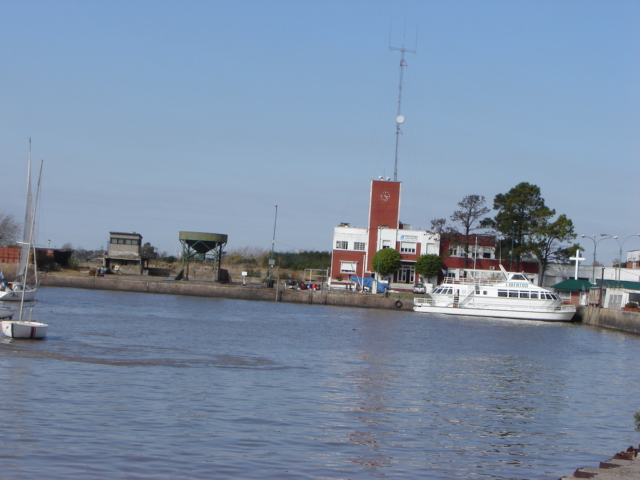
413 282 427 294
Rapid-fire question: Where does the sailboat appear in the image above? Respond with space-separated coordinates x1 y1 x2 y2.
1 142 48 339
0 141 39 302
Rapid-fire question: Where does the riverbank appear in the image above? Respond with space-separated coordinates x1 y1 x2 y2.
560 446 640 479
38 272 414 311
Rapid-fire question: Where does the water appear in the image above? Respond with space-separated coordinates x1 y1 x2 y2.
1 287 639 479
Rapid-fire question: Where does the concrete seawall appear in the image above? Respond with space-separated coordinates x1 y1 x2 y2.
578 305 640 335
39 273 413 311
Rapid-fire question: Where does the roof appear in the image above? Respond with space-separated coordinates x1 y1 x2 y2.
109 232 142 237
551 279 594 292
596 279 640 291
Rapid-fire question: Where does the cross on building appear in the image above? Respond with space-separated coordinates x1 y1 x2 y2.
570 249 585 280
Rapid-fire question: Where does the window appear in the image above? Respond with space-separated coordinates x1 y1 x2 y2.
530 292 539 299
483 252 491 259
509 291 519 298
340 261 357 274
354 242 366 251
335 241 348 250
519 291 530 298
400 242 416 254
498 290 508 297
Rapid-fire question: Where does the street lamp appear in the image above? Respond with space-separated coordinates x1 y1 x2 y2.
581 234 615 283
613 233 640 282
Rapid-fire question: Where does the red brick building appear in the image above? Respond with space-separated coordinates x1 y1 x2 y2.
330 179 439 288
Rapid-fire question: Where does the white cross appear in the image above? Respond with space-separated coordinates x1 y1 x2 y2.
570 249 585 280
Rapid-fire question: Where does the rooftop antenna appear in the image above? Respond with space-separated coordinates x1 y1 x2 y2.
389 17 417 182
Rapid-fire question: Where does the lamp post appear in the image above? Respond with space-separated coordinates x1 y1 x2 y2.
613 233 640 282
269 204 278 281
581 234 615 283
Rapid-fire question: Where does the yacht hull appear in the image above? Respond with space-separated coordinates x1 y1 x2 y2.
413 303 576 322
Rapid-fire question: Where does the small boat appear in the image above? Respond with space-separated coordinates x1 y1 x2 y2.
1 142 47 339
0 282 37 302
0 306 15 320
413 266 576 322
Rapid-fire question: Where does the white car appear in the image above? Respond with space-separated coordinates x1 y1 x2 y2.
413 282 426 294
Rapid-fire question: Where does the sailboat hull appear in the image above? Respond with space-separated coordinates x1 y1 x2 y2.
1 320 48 339
0 286 37 302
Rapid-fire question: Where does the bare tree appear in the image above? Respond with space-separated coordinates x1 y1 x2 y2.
0 212 21 246
450 195 490 266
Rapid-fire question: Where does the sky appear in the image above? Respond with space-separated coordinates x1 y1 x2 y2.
1 0 639 266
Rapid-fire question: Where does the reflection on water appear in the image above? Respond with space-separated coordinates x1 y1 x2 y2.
1 287 640 479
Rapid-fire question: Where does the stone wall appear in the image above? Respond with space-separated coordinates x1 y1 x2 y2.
578 305 640 335
39 273 412 311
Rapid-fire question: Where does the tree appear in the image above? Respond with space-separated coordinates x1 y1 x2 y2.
415 254 443 281
371 248 401 279
142 242 158 259
430 218 448 234
0 212 20 246
450 195 490 266
481 182 554 270
528 214 576 285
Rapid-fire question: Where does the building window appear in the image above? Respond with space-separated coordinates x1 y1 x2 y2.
483 252 491 259
400 242 416 254
354 242 366 251
340 261 357 274
335 241 348 250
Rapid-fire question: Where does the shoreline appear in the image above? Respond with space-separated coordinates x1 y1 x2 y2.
38 272 414 311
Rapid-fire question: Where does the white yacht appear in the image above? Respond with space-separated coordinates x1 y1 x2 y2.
413 266 576 322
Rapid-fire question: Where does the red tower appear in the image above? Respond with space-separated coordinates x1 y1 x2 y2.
367 180 401 269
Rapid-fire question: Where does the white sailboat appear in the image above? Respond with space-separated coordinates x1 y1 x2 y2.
1 142 47 339
0 141 39 302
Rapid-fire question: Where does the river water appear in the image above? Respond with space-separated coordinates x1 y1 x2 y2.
1 287 639 479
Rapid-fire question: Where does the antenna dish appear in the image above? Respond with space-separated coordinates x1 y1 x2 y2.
396 115 405 124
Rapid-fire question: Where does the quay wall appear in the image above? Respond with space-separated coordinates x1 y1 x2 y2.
39 273 413 311
577 306 640 335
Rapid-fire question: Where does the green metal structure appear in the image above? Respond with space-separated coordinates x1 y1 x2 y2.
179 231 228 281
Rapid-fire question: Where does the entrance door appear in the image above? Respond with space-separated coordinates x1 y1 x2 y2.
397 265 415 284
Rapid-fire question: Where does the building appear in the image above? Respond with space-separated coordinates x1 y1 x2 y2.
439 233 540 284
103 232 145 274
330 179 440 290
549 278 593 306
628 250 640 269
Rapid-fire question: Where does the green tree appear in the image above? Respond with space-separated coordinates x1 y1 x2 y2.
481 182 554 270
415 254 443 281
371 248 401 279
528 214 576 285
450 194 490 267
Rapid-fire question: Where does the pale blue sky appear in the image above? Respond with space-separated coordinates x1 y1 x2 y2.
1 0 638 265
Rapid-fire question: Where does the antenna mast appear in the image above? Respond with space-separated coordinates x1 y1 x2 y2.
389 26 416 182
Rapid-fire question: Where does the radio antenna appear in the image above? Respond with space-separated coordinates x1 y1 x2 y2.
389 19 417 182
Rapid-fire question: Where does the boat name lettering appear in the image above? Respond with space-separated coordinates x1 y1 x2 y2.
506 282 528 288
